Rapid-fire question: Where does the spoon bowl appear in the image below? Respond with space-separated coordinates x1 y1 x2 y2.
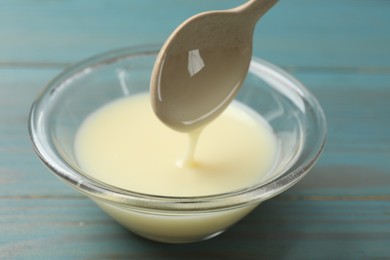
150 0 278 132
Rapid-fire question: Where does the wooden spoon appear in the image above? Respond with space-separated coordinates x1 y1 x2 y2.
150 0 278 132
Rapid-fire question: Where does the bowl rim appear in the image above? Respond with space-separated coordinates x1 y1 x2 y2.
28 45 327 212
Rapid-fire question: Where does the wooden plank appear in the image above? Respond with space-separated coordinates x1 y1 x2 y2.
1 198 389 258
0 68 73 197
283 71 390 197
0 0 389 68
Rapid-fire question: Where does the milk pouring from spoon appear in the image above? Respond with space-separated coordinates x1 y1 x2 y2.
151 0 278 166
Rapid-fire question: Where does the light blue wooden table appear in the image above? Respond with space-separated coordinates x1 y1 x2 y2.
1 0 389 258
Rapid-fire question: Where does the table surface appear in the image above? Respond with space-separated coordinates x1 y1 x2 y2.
1 0 389 259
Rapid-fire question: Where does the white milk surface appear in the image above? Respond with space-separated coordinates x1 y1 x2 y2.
74 93 277 196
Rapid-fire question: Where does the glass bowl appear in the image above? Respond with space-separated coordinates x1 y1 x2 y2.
28 45 326 243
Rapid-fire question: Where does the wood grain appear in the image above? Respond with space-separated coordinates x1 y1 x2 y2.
1 199 389 259
0 1 389 68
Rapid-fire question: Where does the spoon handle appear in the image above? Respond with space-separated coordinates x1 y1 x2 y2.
235 0 278 22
